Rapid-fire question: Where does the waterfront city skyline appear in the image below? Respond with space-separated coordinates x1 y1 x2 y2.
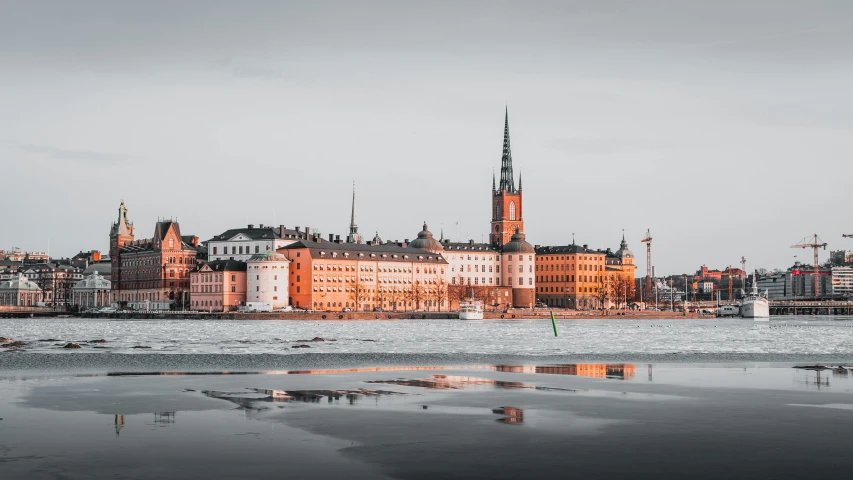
2 1 852 276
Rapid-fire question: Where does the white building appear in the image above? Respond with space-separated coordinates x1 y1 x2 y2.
832 267 853 296
246 251 291 309
72 271 112 309
0 274 44 306
207 224 303 262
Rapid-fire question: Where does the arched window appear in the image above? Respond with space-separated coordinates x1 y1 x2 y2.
509 201 516 221
495 203 502 220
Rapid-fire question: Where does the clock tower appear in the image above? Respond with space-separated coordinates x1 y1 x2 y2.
490 107 523 247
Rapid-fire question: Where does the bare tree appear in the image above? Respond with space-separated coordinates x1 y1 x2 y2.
348 280 370 311
435 276 448 312
611 275 627 309
447 277 468 311
389 287 405 311
408 282 425 311
376 288 392 311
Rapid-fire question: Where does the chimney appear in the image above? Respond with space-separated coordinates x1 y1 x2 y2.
192 236 199 247
401 241 408 248
335 235 341 243
329 233 334 242
305 227 310 237
404 239 409 243
259 224 264 229
248 224 254 229
583 244 588 249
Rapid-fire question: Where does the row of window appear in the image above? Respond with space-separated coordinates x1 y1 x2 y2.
213 244 270 255
537 275 600 283
538 286 597 293
537 263 601 272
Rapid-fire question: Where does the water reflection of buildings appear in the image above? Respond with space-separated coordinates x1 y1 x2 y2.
154 412 175 424
114 414 124 436
495 364 636 380
107 364 637 380
369 375 530 390
493 406 524 424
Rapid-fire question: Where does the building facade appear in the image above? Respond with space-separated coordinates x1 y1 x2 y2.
206 224 302 262
832 267 853 296
189 260 247 312
246 251 290 309
0 249 49 262
71 271 112 309
534 244 607 310
0 274 44 306
109 203 200 310
279 236 448 312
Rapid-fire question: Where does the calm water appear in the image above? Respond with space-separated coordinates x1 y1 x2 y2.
4 316 853 479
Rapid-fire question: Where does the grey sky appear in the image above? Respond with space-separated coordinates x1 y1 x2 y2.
1 0 851 275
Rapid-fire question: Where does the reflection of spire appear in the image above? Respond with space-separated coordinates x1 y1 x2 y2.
499 107 516 193
347 182 361 244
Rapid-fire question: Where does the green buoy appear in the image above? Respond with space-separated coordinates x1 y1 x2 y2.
550 311 558 337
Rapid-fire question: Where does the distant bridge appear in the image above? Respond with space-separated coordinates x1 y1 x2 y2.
768 301 853 316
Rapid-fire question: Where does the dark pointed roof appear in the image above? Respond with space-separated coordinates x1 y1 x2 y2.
499 106 517 193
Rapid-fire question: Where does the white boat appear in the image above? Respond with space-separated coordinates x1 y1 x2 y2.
458 297 484 320
740 270 770 319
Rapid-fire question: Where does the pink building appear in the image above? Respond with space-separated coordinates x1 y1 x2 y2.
189 260 247 312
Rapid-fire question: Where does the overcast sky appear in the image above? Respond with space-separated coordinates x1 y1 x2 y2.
1 0 851 275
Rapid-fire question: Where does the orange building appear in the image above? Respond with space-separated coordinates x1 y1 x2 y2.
604 233 637 307
534 244 606 310
536 233 637 310
279 236 448 312
189 260 247 312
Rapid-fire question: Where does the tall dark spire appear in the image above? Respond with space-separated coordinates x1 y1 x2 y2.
518 171 522 191
499 106 516 193
347 182 361 244
492 169 496 190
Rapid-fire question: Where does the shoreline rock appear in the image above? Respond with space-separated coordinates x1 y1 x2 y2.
63 343 82 349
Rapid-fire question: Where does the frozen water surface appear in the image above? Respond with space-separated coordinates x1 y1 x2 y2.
2 316 853 373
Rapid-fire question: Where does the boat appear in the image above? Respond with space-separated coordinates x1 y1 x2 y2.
740 270 770 319
717 305 740 317
458 295 484 320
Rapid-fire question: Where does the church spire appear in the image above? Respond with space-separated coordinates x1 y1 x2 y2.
492 169 496 191
347 182 361 244
499 106 516 193
518 171 522 191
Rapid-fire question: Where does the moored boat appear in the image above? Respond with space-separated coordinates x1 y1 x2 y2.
458 297 484 320
740 270 770 319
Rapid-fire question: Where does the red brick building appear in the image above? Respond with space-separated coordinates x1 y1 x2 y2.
109 202 200 310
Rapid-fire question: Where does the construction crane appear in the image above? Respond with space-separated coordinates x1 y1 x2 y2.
791 234 828 297
641 229 652 304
